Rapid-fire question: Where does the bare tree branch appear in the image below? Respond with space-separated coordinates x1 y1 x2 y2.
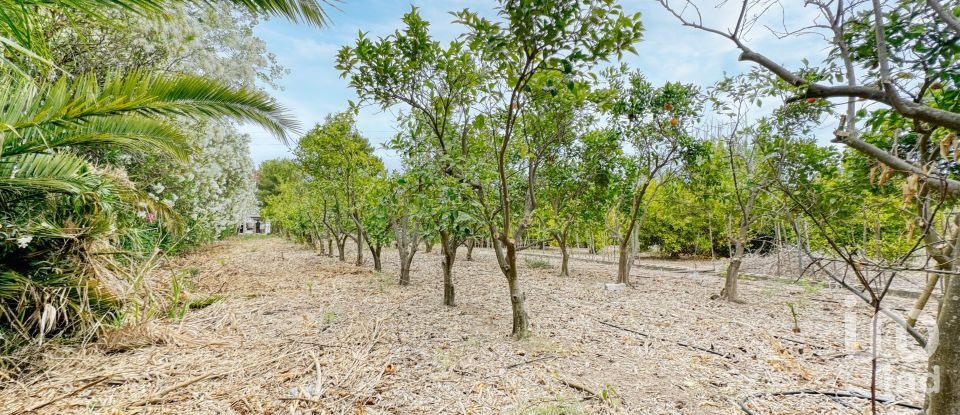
926 0 960 36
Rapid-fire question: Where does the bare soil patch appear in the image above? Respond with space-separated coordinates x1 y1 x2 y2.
0 237 929 414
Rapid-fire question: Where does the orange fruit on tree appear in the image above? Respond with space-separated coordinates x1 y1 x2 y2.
664 102 674 111
806 97 816 104
670 117 679 127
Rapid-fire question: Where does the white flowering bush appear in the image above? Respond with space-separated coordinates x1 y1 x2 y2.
130 4 275 251
44 3 278 252
146 122 258 250
47 3 286 89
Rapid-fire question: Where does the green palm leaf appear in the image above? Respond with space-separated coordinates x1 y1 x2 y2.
1 71 300 145
217 0 334 27
5 116 190 160
0 152 96 195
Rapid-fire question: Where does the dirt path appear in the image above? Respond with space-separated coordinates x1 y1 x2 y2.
1 237 930 414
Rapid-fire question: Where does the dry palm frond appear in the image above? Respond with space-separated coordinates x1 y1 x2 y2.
951 132 960 162
97 319 190 353
878 164 893 185
941 133 955 159
903 174 920 204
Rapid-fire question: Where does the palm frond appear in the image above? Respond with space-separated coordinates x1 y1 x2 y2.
0 34 52 77
219 0 334 27
0 268 111 346
0 153 97 195
0 71 299 144
5 116 190 161
128 72 301 142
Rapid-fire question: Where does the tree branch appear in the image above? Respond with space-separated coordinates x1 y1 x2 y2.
658 1 960 132
926 0 960 36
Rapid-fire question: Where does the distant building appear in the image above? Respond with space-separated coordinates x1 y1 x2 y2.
241 169 270 235
239 213 270 235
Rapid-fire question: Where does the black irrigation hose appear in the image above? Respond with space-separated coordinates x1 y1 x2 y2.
738 390 923 414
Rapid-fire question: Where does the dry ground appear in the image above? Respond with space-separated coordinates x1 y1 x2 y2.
0 236 932 414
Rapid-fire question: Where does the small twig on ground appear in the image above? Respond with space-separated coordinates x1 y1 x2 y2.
18 375 110 414
132 372 220 406
506 355 557 369
597 319 736 360
555 376 601 401
773 335 829 350
311 350 324 398
278 395 326 408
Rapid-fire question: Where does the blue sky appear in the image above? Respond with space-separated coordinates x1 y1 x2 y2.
241 0 825 170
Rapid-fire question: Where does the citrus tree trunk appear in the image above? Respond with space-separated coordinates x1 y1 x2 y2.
722 255 742 302
501 238 530 338
399 254 414 285
440 231 457 306
721 226 747 302
368 243 382 271
466 238 475 261
721 183 758 303
922 214 960 413
556 230 570 277
616 241 631 284
336 236 346 262
617 182 651 285
392 214 419 286
354 229 364 266
314 233 325 255
927 273 960 414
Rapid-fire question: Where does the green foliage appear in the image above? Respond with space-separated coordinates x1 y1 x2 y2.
453 0 643 77
257 159 300 204
0 0 320 352
521 402 584 415
640 179 719 256
532 77 612 249
260 112 391 257
188 295 224 310
599 69 706 254
261 177 315 243
297 112 383 185
362 176 395 249
0 0 331 76
524 257 551 269
599 384 621 406
322 310 336 324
